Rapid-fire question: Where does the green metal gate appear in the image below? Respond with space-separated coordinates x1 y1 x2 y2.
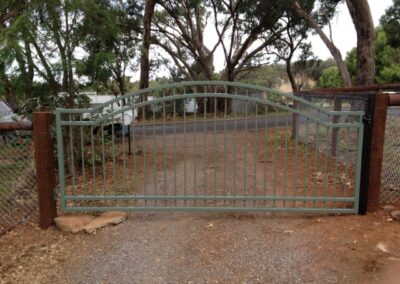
56 81 365 213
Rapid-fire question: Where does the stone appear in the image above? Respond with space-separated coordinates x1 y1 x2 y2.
84 211 127 234
391 210 400 221
54 214 95 233
383 205 396 212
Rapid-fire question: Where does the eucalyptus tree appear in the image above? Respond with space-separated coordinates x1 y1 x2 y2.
0 0 33 109
78 0 142 98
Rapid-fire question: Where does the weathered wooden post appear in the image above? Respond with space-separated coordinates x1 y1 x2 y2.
367 92 389 212
33 112 57 228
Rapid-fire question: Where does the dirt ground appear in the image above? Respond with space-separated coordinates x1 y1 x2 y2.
1 209 400 284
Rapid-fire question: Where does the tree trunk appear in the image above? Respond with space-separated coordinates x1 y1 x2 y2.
139 0 156 119
286 58 298 92
292 1 352 87
346 0 375 85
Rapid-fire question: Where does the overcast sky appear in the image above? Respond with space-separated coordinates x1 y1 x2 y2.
308 0 393 59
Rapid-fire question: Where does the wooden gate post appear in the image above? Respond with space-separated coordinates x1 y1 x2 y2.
365 92 389 212
33 112 57 228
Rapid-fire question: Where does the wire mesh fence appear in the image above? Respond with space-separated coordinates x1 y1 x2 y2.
0 129 37 235
381 105 400 203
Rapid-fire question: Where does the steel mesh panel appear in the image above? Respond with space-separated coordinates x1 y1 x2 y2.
0 130 37 235
381 106 400 203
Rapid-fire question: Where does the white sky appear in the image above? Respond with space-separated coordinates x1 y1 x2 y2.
147 0 393 80
308 0 393 60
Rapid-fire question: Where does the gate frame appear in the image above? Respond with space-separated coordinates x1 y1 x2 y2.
55 81 366 214
295 84 400 214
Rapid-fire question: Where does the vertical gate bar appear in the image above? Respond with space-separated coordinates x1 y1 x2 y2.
223 97 228 206
283 114 289 208
273 113 278 208
56 110 66 210
173 100 177 206
333 124 339 201
213 96 217 204
131 106 137 204
331 98 341 156
122 111 127 201
354 115 365 213
162 100 167 205
344 125 350 201
293 101 299 207
101 123 107 206
33 112 57 228
183 89 187 206
303 118 310 207
68 114 76 207
142 106 147 206
152 107 157 207
111 106 116 203
79 115 86 195
133 106 139 206
233 95 238 207
194 92 198 206
243 100 248 207
292 100 298 139
91 126 96 200
324 126 329 207
253 103 259 207
313 111 320 207
202 96 207 205
263 102 269 208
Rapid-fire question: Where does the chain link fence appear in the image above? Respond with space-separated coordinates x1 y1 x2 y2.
381 105 400 203
0 130 37 235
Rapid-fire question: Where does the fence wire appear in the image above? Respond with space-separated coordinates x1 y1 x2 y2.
0 130 37 235
381 106 400 203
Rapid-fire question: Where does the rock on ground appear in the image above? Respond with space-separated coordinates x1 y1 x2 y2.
54 214 95 233
391 210 400 221
84 211 127 234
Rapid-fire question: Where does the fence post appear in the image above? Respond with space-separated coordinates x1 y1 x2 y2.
359 92 389 214
33 112 57 228
367 92 389 212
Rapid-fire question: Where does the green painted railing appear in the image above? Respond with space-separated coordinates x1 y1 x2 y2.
56 81 365 213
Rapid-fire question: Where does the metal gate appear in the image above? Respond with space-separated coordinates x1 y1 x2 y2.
56 81 365 213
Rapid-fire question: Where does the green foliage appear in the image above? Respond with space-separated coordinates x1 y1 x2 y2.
380 0 400 46
316 66 343 88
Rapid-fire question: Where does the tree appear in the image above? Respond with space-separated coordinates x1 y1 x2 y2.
345 0 375 85
380 0 400 47
139 0 157 90
78 1 142 98
291 0 352 86
265 8 312 91
316 66 342 88
0 0 33 109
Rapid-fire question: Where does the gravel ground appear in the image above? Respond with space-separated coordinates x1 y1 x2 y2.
2 210 399 284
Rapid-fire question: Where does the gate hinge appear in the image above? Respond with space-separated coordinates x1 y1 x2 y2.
362 115 372 125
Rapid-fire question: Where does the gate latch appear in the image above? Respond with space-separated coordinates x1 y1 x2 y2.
362 115 372 125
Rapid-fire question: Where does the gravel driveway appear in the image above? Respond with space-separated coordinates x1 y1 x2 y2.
54 212 400 284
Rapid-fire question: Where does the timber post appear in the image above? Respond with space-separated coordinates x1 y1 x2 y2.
33 112 57 228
